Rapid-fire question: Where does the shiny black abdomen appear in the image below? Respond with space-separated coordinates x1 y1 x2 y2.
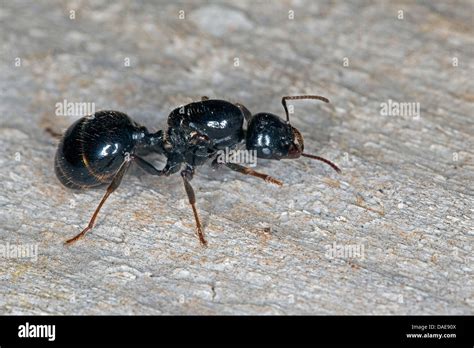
167 99 244 149
55 110 141 189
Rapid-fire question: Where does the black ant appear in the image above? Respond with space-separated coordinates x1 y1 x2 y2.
54 95 341 246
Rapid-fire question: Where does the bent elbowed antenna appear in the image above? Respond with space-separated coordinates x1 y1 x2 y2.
281 95 330 123
281 95 340 173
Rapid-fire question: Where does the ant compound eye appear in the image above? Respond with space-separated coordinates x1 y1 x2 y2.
287 127 304 159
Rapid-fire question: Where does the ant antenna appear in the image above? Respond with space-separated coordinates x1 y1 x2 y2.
301 153 341 173
281 95 330 123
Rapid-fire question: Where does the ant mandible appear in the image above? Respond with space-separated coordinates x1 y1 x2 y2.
54 95 341 246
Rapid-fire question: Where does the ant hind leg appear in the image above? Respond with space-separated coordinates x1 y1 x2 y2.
64 156 133 245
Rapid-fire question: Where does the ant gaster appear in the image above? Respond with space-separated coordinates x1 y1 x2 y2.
55 95 341 246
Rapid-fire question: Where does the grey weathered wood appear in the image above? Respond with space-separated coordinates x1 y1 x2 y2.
0 0 472 314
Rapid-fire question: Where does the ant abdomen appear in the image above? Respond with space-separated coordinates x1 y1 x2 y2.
54 110 145 189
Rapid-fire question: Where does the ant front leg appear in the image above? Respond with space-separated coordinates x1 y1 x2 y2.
180 166 207 246
224 162 283 186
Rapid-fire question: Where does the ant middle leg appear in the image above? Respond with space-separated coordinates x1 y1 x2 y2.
180 166 207 246
224 162 283 186
64 156 133 245
210 157 224 170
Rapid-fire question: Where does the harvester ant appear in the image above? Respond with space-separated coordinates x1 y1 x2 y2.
54 95 341 246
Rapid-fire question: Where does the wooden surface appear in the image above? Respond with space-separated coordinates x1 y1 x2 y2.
0 0 472 314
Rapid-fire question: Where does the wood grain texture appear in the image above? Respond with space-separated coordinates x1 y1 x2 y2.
0 0 472 314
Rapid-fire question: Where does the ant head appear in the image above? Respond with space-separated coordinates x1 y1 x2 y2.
246 112 300 160
246 111 341 173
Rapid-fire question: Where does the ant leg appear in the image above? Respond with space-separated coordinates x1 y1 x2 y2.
136 154 183 177
64 156 133 245
45 127 63 139
180 167 207 246
210 157 224 170
281 95 329 123
224 163 283 186
134 155 166 176
189 131 210 145
201 96 209 101
235 103 252 123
